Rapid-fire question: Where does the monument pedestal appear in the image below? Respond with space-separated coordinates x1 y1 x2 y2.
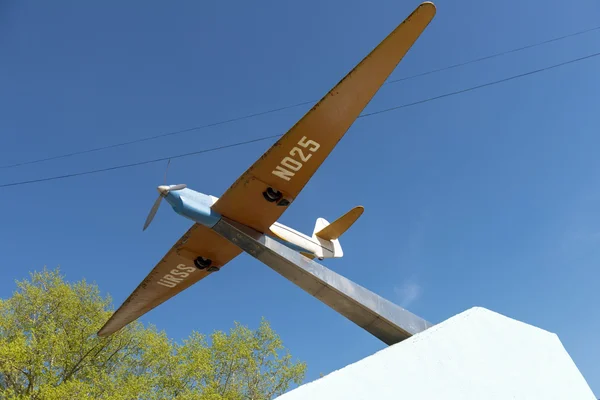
276 307 596 400
211 218 594 399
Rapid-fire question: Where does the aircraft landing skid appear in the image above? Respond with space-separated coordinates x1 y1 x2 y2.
212 217 433 345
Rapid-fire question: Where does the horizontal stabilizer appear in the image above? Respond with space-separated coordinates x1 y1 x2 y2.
315 206 364 241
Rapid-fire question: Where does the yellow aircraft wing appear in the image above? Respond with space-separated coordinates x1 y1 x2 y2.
98 224 242 337
212 2 436 233
99 3 435 337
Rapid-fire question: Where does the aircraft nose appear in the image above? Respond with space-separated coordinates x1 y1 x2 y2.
157 185 170 195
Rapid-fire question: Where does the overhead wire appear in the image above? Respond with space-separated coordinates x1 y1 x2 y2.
2 50 599 189
361 52 600 118
384 24 600 84
2 24 599 170
0 135 282 188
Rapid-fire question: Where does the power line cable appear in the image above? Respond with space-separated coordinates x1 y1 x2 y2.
2 25 599 170
0 135 282 188
385 24 600 84
2 50 599 189
361 51 600 117
0 102 314 170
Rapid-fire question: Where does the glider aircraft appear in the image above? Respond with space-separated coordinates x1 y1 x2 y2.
98 2 436 337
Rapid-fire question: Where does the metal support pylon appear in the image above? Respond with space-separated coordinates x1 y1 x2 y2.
212 217 432 345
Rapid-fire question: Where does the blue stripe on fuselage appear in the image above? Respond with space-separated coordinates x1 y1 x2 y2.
163 188 221 227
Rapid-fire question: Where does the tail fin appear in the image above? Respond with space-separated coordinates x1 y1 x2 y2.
315 206 364 241
312 206 364 259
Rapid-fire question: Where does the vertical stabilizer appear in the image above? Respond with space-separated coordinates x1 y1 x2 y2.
312 218 342 259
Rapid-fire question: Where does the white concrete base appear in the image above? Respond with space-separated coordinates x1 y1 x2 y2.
277 307 595 400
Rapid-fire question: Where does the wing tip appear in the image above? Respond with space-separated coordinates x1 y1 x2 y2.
419 1 437 12
97 324 114 338
97 329 108 338
411 2 437 22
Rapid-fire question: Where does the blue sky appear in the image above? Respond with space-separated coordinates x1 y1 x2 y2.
1 0 599 395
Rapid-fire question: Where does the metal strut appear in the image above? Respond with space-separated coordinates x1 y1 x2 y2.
212 217 432 345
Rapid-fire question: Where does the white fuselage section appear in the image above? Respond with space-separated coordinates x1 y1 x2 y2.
269 220 341 259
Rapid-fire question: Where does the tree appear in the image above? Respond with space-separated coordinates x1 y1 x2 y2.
0 267 306 399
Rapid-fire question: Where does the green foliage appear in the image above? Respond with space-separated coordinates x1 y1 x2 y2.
0 267 306 399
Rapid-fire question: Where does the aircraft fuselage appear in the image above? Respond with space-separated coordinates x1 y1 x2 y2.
161 187 334 259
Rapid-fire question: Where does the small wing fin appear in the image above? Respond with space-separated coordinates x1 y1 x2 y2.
98 224 241 337
315 206 364 241
212 3 435 234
